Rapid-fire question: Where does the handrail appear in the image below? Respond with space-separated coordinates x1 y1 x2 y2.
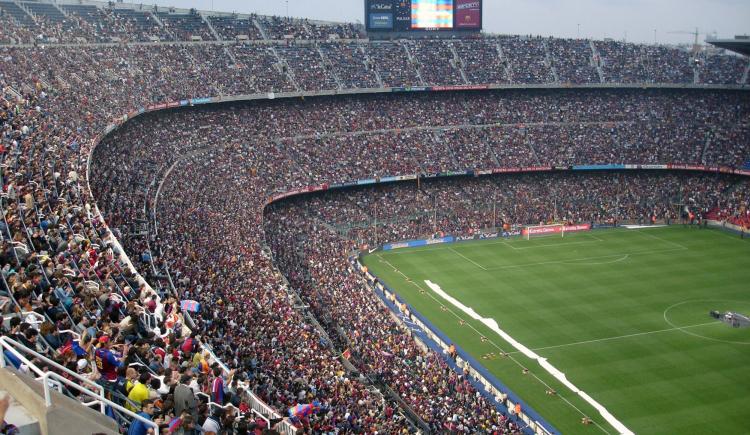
0 335 105 412
38 371 160 434
0 336 104 397
198 343 296 433
19 311 45 326
195 392 272 427
57 329 81 341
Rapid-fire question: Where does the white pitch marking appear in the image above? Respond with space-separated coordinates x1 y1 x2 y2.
425 279 634 435
528 321 723 352
588 233 605 242
501 240 519 250
562 254 629 265
634 229 689 250
484 247 686 271
509 239 602 250
663 299 750 346
448 246 487 270
373 254 612 434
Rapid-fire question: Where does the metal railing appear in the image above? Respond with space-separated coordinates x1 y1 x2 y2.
198 344 297 434
0 336 160 434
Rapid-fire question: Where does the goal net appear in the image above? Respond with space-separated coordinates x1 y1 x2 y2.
522 224 566 240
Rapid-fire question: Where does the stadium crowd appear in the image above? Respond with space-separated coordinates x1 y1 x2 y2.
265 172 747 247
0 8 749 434
86 88 749 432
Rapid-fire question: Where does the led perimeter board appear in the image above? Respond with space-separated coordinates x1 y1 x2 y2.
365 0 481 33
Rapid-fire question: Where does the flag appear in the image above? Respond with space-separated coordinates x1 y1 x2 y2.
167 416 183 433
180 300 201 312
342 349 351 359
288 401 321 418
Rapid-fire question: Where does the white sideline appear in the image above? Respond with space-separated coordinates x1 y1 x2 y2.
424 280 635 435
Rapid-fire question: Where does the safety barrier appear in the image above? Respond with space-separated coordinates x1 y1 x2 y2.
0 336 159 434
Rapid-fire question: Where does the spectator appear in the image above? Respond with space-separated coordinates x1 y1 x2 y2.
127 398 158 435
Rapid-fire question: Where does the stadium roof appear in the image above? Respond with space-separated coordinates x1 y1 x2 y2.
706 37 750 57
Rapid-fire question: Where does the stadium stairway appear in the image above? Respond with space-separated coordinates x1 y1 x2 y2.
201 10 221 41
0 1 35 27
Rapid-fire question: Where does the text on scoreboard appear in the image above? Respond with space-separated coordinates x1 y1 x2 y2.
366 0 481 31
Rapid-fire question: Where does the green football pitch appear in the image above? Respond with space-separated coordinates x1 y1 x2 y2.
361 226 750 435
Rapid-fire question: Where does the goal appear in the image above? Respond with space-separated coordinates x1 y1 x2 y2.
522 224 566 240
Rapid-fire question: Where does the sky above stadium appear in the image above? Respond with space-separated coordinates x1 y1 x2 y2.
149 0 749 45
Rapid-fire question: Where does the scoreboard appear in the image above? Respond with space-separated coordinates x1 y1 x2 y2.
366 0 481 32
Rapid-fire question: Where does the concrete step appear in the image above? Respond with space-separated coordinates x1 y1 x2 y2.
0 389 41 435
0 368 119 435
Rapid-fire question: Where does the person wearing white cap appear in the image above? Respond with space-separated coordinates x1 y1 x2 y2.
76 358 88 372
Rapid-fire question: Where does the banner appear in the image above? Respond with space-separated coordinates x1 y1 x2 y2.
382 236 454 250
454 0 481 29
572 164 625 171
391 86 429 93
431 84 488 91
521 223 591 236
491 166 552 174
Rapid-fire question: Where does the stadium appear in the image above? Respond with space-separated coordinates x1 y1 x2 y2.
0 0 748 434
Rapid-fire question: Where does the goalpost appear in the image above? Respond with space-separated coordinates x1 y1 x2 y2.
522 224 566 240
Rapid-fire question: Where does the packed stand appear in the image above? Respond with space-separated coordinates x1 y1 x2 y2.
1 21 749 434
708 182 750 229
453 38 510 85
498 36 556 84
92 137 416 432
157 10 215 41
266 172 747 246
595 40 695 84
266 200 519 433
407 40 466 86
208 15 263 41
366 42 423 87
258 16 361 40
276 46 338 91
698 53 748 85
319 43 380 89
547 38 600 84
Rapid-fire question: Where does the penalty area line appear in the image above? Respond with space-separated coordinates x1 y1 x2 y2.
448 246 488 270
634 229 689 250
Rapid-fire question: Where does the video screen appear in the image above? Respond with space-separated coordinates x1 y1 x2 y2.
367 0 395 30
369 13 394 29
454 0 481 29
411 0 454 29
